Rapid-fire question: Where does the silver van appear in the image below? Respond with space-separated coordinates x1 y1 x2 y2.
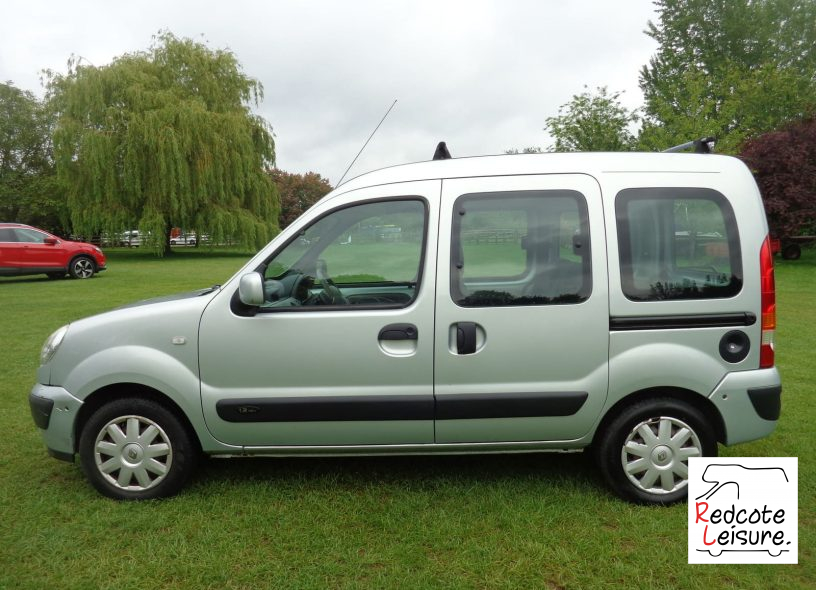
29 152 781 503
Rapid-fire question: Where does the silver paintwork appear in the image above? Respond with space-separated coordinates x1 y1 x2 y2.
434 174 609 443
707 367 781 445
199 180 439 447
30 384 83 456
621 416 702 494
43 292 240 454
238 273 264 306
30 152 781 469
94 415 173 491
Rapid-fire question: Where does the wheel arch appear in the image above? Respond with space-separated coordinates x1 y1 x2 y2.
74 383 202 455
592 387 726 447
69 252 96 267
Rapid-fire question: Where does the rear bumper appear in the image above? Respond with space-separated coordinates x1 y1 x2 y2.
29 384 83 462
708 368 782 445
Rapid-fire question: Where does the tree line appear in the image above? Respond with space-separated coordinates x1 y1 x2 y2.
1 32 331 255
511 0 816 239
2 2 814 254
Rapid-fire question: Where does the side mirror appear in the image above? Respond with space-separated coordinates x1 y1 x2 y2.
44 237 59 245
238 272 264 306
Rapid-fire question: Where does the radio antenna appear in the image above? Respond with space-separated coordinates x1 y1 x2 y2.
336 99 397 186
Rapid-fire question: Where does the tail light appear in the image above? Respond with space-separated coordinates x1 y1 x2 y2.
759 235 776 368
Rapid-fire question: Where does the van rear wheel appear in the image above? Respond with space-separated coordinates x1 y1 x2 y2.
79 398 198 500
596 398 717 504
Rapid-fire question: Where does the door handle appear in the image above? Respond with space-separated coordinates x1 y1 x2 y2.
456 322 477 355
378 323 418 341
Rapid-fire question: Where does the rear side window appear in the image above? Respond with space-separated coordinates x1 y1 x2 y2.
616 188 742 301
451 190 591 307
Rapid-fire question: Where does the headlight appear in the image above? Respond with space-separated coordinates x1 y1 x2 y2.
93 247 103 254
41 325 69 365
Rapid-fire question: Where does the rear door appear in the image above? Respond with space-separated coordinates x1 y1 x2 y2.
434 174 609 443
0 227 24 270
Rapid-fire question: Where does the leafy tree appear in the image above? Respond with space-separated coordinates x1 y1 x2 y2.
545 86 639 152
639 0 816 153
504 147 543 155
269 169 332 229
0 82 67 232
740 116 816 238
46 32 279 255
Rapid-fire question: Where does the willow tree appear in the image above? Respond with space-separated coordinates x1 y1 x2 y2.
46 32 279 255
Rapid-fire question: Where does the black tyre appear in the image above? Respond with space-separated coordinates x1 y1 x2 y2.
69 256 96 279
595 398 717 505
79 397 198 500
781 243 801 260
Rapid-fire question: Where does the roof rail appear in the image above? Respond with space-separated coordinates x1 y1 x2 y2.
663 137 716 154
433 141 452 160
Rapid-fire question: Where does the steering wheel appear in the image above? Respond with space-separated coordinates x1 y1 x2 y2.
315 259 347 305
289 273 313 304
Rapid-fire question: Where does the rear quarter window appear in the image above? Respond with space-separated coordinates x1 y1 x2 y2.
616 188 742 301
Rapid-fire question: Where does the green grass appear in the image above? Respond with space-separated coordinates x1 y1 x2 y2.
0 247 813 589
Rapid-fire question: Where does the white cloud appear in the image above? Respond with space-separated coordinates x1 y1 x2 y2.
0 0 658 184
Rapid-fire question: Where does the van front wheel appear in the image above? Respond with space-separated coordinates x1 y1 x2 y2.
79 398 198 500
596 398 717 504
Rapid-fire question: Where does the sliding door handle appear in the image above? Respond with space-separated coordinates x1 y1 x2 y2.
456 322 477 355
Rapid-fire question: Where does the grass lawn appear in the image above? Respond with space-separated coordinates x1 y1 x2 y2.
0 246 813 589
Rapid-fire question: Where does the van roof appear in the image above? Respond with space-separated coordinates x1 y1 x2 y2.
333 151 746 195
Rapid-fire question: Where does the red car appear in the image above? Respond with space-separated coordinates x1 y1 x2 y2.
0 223 107 279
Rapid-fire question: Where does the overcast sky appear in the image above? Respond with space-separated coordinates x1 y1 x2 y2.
1 0 659 185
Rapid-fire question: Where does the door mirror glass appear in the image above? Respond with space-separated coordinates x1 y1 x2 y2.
44 237 58 245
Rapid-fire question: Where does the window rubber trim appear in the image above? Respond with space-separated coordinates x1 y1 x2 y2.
615 187 743 302
449 189 592 308
230 196 430 316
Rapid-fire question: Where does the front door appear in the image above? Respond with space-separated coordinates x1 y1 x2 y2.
199 181 439 447
434 175 609 443
13 227 57 269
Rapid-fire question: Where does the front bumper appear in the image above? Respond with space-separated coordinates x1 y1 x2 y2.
708 367 782 445
29 384 83 462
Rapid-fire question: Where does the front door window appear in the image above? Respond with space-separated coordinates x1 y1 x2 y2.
259 199 427 309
